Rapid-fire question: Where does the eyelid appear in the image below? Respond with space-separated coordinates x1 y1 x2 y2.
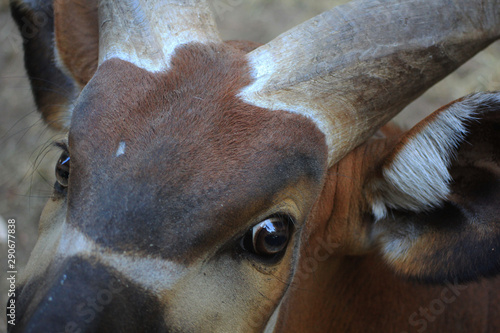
54 140 69 153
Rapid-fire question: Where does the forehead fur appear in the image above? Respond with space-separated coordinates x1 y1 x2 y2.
67 43 328 262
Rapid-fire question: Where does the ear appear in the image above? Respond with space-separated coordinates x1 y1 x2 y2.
10 0 98 130
368 92 500 283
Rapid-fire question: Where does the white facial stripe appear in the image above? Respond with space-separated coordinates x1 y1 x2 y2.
263 297 283 333
99 252 188 292
143 1 221 73
100 51 167 73
101 35 218 72
56 225 188 292
99 1 221 73
238 49 353 167
56 223 97 257
17 215 66 285
102 37 221 74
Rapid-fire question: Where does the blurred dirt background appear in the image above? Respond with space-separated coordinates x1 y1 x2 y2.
1 0 500 331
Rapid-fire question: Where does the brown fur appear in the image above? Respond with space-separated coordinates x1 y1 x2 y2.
11 0 260 130
10 42 329 332
54 0 98 86
67 43 327 263
9 1 500 332
276 115 500 332
278 252 500 332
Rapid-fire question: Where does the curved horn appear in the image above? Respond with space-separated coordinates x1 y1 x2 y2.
98 0 221 71
239 0 500 166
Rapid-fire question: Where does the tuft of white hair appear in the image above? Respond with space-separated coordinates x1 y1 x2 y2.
371 92 500 221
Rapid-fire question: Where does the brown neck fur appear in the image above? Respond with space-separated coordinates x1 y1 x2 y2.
278 253 500 332
276 132 500 333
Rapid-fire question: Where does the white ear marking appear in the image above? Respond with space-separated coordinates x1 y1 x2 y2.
371 92 500 221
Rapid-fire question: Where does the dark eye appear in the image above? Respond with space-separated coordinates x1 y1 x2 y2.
242 216 292 257
55 150 70 188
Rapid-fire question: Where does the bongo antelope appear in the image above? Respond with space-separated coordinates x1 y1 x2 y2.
7 0 500 332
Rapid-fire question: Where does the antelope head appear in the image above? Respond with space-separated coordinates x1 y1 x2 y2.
8 0 500 332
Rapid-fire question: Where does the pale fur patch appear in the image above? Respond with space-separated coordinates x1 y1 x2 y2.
99 1 221 73
382 239 410 263
56 224 188 292
115 141 126 157
263 298 283 333
371 92 500 220
238 48 355 167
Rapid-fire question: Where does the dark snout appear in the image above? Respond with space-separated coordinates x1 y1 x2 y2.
8 256 167 333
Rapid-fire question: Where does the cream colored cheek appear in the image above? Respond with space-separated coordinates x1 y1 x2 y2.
18 199 67 285
163 251 294 332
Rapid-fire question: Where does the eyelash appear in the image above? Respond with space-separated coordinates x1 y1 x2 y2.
54 140 69 152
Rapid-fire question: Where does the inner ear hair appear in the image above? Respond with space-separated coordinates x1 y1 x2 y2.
369 92 500 221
